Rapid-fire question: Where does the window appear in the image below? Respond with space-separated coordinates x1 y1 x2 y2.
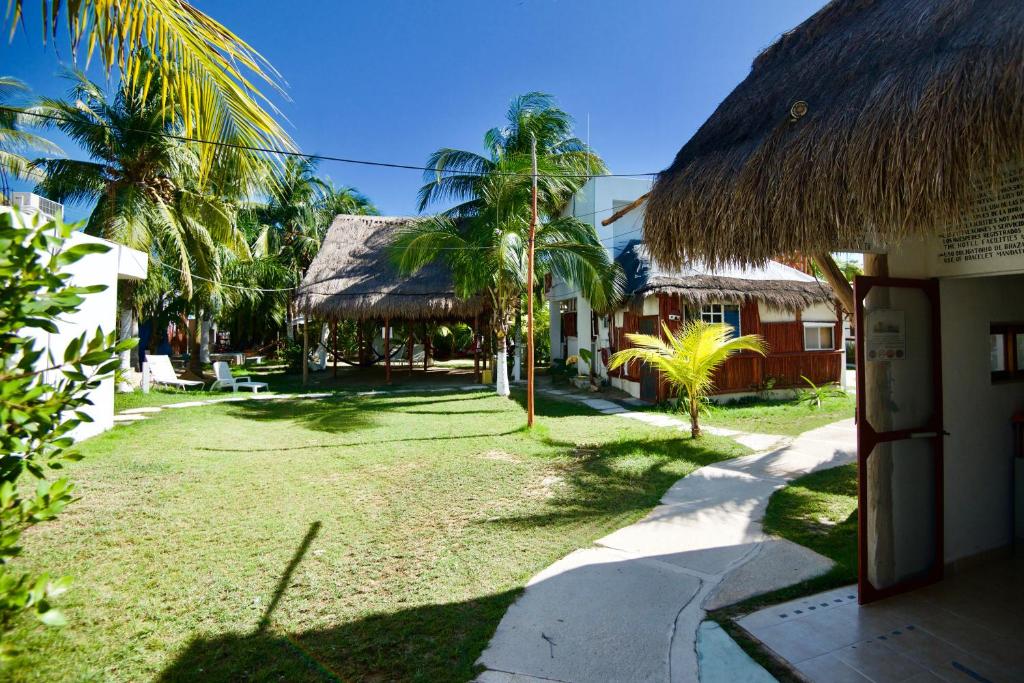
700 304 741 335
804 323 835 351
990 323 1024 381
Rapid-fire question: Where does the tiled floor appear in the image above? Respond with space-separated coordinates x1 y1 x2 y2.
738 557 1024 682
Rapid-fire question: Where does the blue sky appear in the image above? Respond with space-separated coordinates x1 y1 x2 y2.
4 0 827 221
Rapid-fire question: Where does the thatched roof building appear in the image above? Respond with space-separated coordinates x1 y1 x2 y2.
644 0 1024 267
616 241 833 311
296 215 483 321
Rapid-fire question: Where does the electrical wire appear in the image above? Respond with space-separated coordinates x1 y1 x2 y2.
5 106 661 180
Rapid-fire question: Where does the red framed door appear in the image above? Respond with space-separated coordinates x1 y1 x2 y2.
854 276 944 604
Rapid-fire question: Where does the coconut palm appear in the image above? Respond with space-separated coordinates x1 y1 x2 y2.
608 321 767 438
31 69 249 298
417 92 606 217
12 0 295 179
0 77 61 202
395 137 622 396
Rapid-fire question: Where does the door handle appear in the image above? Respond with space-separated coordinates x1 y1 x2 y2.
910 430 949 439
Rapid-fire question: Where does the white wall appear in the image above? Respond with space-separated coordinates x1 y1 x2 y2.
759 303 796 323
936 275 1024 561
28 230 147 441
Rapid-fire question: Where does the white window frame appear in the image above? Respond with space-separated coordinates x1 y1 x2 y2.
699 303 741 334
803 322 836 351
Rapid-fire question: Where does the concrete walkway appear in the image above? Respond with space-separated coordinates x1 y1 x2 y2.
477 391 856 683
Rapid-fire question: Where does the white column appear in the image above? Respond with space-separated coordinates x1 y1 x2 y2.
576 295 593 376
549 298 562 360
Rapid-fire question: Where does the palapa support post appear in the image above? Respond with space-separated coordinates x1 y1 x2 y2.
526 134 538 427
423 322 429 372
473 314 480 383
357 322 365 366
332 319 338 378
302 310 309 387
407 324 414 371
384 317 392 385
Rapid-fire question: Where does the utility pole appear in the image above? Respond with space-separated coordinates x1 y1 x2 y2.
527 134 538 427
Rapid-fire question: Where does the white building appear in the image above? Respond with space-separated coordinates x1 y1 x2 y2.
14 195 147 440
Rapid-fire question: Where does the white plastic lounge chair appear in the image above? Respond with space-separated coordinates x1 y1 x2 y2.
210 361 269 393
147 355 204 390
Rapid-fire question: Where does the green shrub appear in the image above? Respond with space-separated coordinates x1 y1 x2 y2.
0 209 134 662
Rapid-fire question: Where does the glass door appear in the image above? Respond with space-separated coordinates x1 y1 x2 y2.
854 276 944 603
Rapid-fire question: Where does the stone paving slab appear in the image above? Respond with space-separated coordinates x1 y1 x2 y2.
119 406 164 414
112 413 147 422
696 621 776 683
477 546 702 683
704 538 836 610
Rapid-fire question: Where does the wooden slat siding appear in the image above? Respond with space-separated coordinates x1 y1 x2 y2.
762 321 804 353
764 351 842 387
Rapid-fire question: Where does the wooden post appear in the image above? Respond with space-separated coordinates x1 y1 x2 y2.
384 318 391 384
473 314 480 382
357 323 365 366
423 322 429 372
407 323 414 371
302 311 309 386
526 133 538 427
332 319 338 378
812 252 855 316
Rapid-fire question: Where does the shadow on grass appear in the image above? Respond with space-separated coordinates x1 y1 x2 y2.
159 592 518 683
483 433 744 530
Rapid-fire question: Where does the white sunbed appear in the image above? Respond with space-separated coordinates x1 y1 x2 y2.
210 361 269 393
147 355 205 390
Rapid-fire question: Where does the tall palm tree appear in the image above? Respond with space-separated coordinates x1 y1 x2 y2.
0 77 61 202
608 321 767 438
396 94 621 395
31 69 249 297
12 0 295 179
245 158 378 339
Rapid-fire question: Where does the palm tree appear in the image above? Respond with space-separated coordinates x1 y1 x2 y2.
31 69 249 297
398 93 621 396
0 77 61 202
608 321 767 438
245 159 378 342
12 0 295 179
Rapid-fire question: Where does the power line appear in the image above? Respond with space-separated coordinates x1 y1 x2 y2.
6 106 660 180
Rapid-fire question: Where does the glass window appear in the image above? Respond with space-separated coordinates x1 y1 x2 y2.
804 323 835 351
991 333 1007 372
700 304 740 335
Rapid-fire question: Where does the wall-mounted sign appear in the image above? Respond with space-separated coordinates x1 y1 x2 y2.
865 309 906 362
932 168 1024 278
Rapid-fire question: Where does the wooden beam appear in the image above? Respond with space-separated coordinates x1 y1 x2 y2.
812 252 855 315
332 319 338 378
600 192 649 226
302 311 309 386
384 318 391 384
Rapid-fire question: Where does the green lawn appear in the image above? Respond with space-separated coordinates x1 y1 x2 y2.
704 393 855 436
12 385 748 682
763 463 858 581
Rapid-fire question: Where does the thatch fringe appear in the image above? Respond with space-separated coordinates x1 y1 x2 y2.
296 215 484 321
644 0 1024 268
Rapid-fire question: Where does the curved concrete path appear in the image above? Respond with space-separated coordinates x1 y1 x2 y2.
477 399 856 683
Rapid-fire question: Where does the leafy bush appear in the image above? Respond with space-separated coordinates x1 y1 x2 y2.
0 209 134 662
280 338 306 371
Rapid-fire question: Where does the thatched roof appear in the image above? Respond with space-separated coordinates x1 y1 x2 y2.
296 215 484 321
617 241 833 311
644 0 1024 267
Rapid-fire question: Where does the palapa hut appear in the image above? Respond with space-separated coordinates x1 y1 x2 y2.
549 176 841 402
638 0 1024 674
295 214 485 383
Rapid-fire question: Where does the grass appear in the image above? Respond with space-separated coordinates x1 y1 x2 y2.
704 393 855 436
708 463 858 681
11 381 749 682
